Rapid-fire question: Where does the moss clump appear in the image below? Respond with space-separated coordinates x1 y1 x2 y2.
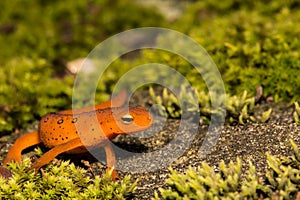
0 57 73 135
154 159 270 199
0 155 136 199
155 139 300 199
175 0 300 102
265 139 300 199
149 87 274 124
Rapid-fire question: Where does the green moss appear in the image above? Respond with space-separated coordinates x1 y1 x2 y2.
2 0 300 131
0 0 165 65
174 0 300 102
0 57 73 135
0 153 136 199
154 159 269 199
149 87 274 124
0 0 166 134
2 0 300 130
155 139 300 199
107 0 300 103
293 102 300 125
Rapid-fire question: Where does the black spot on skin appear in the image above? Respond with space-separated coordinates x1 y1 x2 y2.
72 118 78 123
110 127 113 130
91 128 94 131
59 135 61 137
57 119 64 124
66 137 68 140
62 138 64 141
75 131 78 134
55 138 58 141
53 128 56 131
52 137 54 140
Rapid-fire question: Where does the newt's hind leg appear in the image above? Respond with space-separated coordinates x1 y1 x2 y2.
28 138 84 172
3 131 41 165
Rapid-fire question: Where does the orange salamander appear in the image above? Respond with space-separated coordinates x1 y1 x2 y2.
0 91 153 180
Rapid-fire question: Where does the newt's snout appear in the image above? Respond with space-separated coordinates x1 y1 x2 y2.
128 106 153 128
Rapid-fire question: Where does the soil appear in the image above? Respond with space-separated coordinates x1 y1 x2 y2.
0 100 299 199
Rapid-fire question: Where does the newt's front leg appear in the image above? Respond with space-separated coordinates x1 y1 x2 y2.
28 138 84 172
104 143 119 180
30 139 119 180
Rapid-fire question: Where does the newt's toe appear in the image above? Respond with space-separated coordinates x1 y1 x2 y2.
0 166 12 179
106 168 120 181
111 170 120 181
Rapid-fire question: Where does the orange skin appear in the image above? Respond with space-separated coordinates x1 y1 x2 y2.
0 91 152 180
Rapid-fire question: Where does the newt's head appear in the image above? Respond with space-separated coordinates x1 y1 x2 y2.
107 106 153 135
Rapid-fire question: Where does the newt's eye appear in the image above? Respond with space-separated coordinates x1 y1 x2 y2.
121 114 133 124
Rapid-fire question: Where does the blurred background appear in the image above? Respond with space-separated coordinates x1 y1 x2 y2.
1 0 300 134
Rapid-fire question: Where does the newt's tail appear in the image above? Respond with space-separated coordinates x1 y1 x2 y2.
0 131 42 179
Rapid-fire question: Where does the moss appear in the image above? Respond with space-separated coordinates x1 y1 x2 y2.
174 0 300 102
0 0 165 134
293 102 300 125
155 139 300 200
2 0 300 130
0 0 165 65
0 149 136 199
149 87 274 124
2 0 300 129
106 0 300 103
0 57 73 135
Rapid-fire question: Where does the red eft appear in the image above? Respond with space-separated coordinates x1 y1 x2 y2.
0 91 153 180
